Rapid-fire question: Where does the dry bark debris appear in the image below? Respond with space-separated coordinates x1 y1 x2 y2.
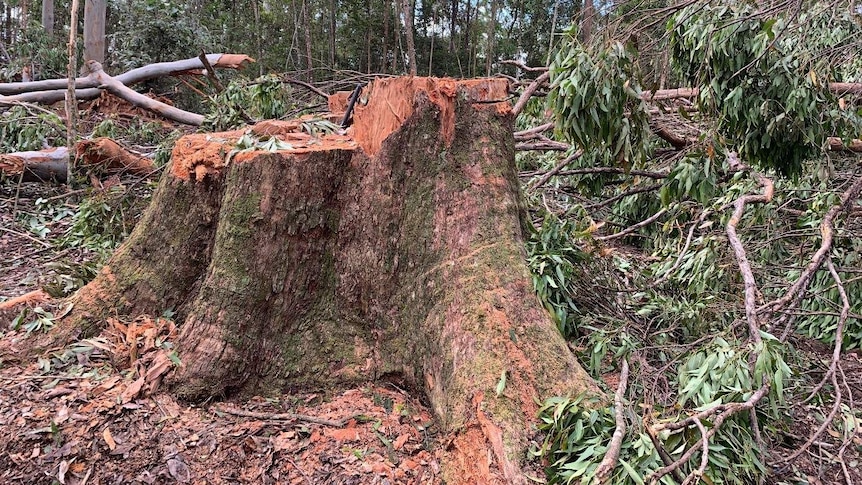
0 315 441 484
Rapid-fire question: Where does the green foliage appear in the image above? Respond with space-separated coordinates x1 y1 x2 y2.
203 75 296 131
11 307 58 334
794 247 862 350
525 217 589 338
658 152 720 206
0 21 68 82
549 33 651 168
668 3 861 175
62 186 143 256
534 395 665 485
0 106 64 152
108 0 213 71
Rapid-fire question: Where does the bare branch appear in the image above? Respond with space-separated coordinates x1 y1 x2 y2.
596 209 667 242
725 152 774 345
512 71 550 116
594 359 630 484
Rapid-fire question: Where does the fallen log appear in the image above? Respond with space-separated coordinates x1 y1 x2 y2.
0 138 156 183
80 60 205 125
0 54 254 105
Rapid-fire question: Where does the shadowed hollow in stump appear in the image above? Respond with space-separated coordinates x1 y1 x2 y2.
62 77 599 484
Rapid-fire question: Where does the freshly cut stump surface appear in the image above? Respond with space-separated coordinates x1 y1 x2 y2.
61 77 599 483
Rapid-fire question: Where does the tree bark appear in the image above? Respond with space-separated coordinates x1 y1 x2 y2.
41 0 54 39
400 0 417 75
83 0 106 63
56 77 599 483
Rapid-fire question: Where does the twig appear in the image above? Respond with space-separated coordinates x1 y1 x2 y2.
653 208 713 286
0 226 52 248
805 257 850 402
594 359 630 484
586 183 663 210
528 150 584 190
780 371 842 465
765 174 862 339
499 60 548 72
596 209 667 241
285 456 311 484
198 50 225 92
213 405 349 427
283 77 329 99
680 417 709 485
644 421 686 483
512 71 550 116
648 384 770 484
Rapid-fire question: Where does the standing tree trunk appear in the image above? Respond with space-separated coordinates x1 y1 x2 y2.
41 0 54 39
54 77 599 483
83 0 105 62
399 0 417 75
485 0 497 76
302 0 313 81
580 0 595 44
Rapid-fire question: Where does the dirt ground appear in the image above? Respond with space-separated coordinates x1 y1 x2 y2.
2 178 861 484
1 180 442 485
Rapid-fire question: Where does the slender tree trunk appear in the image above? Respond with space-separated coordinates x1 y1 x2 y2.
485 0 497 76
365 0 372 73
55 76 600 485
329 0 336 68
252 0 263 76
83 0 105 63
547 0 560 64
399 0 417 75
19 0 28 32
41 0 54 38
66 0 80 184
382 0 390 73
580 0 595 43
302 0 312 81
448 0 457 52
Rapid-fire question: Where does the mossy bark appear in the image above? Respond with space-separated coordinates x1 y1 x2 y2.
61 78 600 484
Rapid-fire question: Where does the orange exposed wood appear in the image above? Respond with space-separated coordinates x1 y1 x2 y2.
0 289 50 311
171 78 510 181
327 91 352 113
76 138 156 175
351 77 510 156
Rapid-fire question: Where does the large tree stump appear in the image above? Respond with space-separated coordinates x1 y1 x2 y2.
61 77 599 483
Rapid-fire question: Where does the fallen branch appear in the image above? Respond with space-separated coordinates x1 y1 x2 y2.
0 54 253 96
0 138 156 183
0 54 254 106
594 359 630 484
82 60 204 125
725 152 774 345
596 209 667 241
648 384 770 484
512 71 550 116
529 150 584 190
764 174 862 338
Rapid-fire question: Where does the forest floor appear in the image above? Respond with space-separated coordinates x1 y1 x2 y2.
1 172 860 484
0 181 442 484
